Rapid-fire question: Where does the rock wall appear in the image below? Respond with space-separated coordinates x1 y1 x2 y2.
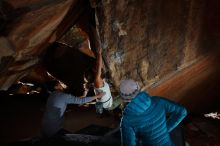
0 0 85 90
94 0 220 112
0 0 219 113
95 0 210 89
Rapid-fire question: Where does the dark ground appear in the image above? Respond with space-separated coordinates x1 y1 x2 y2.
0 92 220 146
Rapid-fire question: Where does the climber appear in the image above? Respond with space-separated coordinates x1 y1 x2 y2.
119 79 187 146
93 47 113 114
77 38 113 114
42 80 105 137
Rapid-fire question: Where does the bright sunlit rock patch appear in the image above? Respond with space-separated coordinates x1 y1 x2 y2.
204 112 220 120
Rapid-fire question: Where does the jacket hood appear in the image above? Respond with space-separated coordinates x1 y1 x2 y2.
124 91 151 115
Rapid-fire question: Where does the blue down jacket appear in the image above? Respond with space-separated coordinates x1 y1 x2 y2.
120 92 187 146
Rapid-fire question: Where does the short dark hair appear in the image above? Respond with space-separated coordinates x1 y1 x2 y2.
46 80 60 92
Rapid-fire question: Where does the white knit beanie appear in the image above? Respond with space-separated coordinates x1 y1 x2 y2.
119 79 140 101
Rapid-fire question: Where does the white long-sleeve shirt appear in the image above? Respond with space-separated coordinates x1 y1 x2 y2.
94 81 112 109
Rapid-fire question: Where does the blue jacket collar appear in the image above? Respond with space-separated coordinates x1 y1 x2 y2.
124 92 151 115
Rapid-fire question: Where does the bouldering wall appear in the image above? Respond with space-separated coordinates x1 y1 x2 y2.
94 0 220 112
0 0 89 90
96 0 208 88
0 0 219 113
0 0 78 90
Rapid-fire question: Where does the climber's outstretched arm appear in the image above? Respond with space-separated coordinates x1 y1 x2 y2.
94 48 104 88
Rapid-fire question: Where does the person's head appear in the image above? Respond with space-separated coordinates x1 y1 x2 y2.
46 80 66 92
119 79 140 102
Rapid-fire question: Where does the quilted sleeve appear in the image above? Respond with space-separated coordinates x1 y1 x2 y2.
120 119 136 146
160 97 187 132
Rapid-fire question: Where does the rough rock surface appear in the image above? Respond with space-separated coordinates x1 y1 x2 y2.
0 0 77 89
96 0 210 87
0 0 219 112
94 0 220 112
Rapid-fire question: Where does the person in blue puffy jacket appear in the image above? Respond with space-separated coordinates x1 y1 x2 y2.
119 79 187 146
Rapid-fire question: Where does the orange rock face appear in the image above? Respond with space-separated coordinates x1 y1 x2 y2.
0 0 219 113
